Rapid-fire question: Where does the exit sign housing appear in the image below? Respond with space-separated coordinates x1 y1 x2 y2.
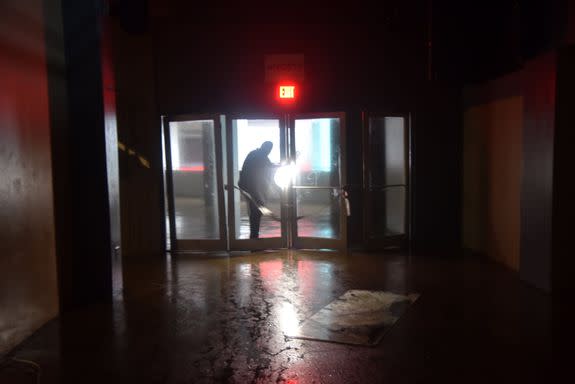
279 85 295 99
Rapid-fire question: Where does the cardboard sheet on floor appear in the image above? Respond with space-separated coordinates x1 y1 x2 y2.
286 290 419 346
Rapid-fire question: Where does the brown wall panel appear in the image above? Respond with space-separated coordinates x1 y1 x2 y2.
463 93 523 271
485 97 523 271
0 0 58 355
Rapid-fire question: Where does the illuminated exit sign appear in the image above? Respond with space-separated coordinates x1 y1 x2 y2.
279 85 295 99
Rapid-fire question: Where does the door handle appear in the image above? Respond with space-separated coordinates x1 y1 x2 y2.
341 187 351 217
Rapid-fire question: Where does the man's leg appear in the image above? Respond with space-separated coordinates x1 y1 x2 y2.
248 200 263 239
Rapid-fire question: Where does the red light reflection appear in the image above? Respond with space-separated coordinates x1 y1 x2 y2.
259 260 283 290
178 165 205 172
297 260 315 296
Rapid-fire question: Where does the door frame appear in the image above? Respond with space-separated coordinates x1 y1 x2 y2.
225 113 289 251
163 111 350 252
362 111 412 249
289 112 347 250
163 114 228 251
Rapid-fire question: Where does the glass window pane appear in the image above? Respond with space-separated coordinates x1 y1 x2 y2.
296 188 340 239
232 119 282 239
369 117 405 186
368 186 406 238
294 118 340 187
169 120 219 239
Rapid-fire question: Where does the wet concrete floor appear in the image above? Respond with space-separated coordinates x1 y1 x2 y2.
4 250 551 383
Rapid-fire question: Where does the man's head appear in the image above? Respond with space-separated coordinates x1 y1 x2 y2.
260 141 273 155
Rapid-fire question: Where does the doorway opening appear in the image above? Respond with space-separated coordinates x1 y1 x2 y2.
363 113 411 249
162 112 347 252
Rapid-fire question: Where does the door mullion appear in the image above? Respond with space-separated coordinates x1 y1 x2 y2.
287 113 297 249
163 116 178 251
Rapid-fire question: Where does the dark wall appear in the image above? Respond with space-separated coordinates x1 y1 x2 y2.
411 84 462 250
520 0 568 60
519 52 556 292
433 0 522 84
433 0 570 85
553 45 575 362
46 0 113 309
567 1 575 44
110 3 165 259
152 11 427 114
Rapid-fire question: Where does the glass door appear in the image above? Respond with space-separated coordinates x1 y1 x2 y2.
163 115 227 251
226 115 288 250
289 113 347 249
363 114 410 249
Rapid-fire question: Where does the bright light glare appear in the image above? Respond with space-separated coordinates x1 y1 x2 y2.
279 302 300 336
274 163 297 189
259 206 272 215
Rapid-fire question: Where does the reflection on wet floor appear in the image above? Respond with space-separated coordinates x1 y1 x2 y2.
6 250 552 383
173 197 338 240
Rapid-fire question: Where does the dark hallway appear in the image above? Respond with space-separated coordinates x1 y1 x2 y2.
1 0 573 383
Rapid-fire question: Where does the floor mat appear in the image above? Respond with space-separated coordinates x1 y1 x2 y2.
286 290 419 346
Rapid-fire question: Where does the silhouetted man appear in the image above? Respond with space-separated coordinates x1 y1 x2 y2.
238 141 278 239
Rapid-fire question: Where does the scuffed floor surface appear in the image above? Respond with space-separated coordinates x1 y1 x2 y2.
4 250 551 383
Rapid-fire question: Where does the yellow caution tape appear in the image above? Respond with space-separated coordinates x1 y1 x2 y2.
138 156 150 168
118 141 150 168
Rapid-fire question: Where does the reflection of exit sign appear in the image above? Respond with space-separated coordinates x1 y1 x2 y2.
279 85 295 99
265 54 304 83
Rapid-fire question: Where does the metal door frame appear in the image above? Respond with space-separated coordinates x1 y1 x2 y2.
362 111 412 249
288 112 347 250
163 112 350 252
163 114 228 251
225 113 288 251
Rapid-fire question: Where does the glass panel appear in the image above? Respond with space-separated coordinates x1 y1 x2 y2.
296 188 340 239
294 118 340 187
232 119 282 239
368 186 406 238
369 117 405 186
169 120 219 239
